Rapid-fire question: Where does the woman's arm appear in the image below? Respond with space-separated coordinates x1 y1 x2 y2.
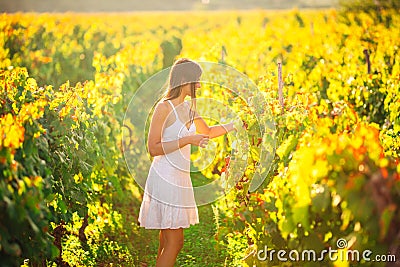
194 111 236 139
147 102 209 157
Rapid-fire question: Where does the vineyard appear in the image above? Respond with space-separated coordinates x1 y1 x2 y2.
1 7 400 267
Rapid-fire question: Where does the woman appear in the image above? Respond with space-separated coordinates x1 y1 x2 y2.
138 58 236 267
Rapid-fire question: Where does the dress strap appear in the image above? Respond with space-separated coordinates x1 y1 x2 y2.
166 100 179 119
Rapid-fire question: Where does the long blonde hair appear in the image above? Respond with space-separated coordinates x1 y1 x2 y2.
162 58 202 125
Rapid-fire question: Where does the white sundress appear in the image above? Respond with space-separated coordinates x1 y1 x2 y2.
138 100 199 229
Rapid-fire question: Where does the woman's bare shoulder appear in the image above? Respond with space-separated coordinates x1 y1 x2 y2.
155 100 169 109
152 100 170 118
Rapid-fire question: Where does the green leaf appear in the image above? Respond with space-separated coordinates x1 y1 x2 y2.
311 185 331 213
58 199 67 214
109 175 123 197
26 215 40 233
379 204 396 241
292 205 309 230
276 134 298 166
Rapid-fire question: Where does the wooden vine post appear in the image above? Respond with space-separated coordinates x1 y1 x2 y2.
278 59 284 113
363 48 371 74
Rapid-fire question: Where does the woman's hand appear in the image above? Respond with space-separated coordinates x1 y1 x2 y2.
227 122 237 132
232 119 245 132
189 134 209 148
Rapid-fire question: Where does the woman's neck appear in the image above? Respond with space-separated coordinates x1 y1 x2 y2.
170 95 187 105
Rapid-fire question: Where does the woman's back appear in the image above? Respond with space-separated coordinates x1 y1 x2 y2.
153 100 196 173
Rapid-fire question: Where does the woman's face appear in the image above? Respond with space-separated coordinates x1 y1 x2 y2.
182 82 201 97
